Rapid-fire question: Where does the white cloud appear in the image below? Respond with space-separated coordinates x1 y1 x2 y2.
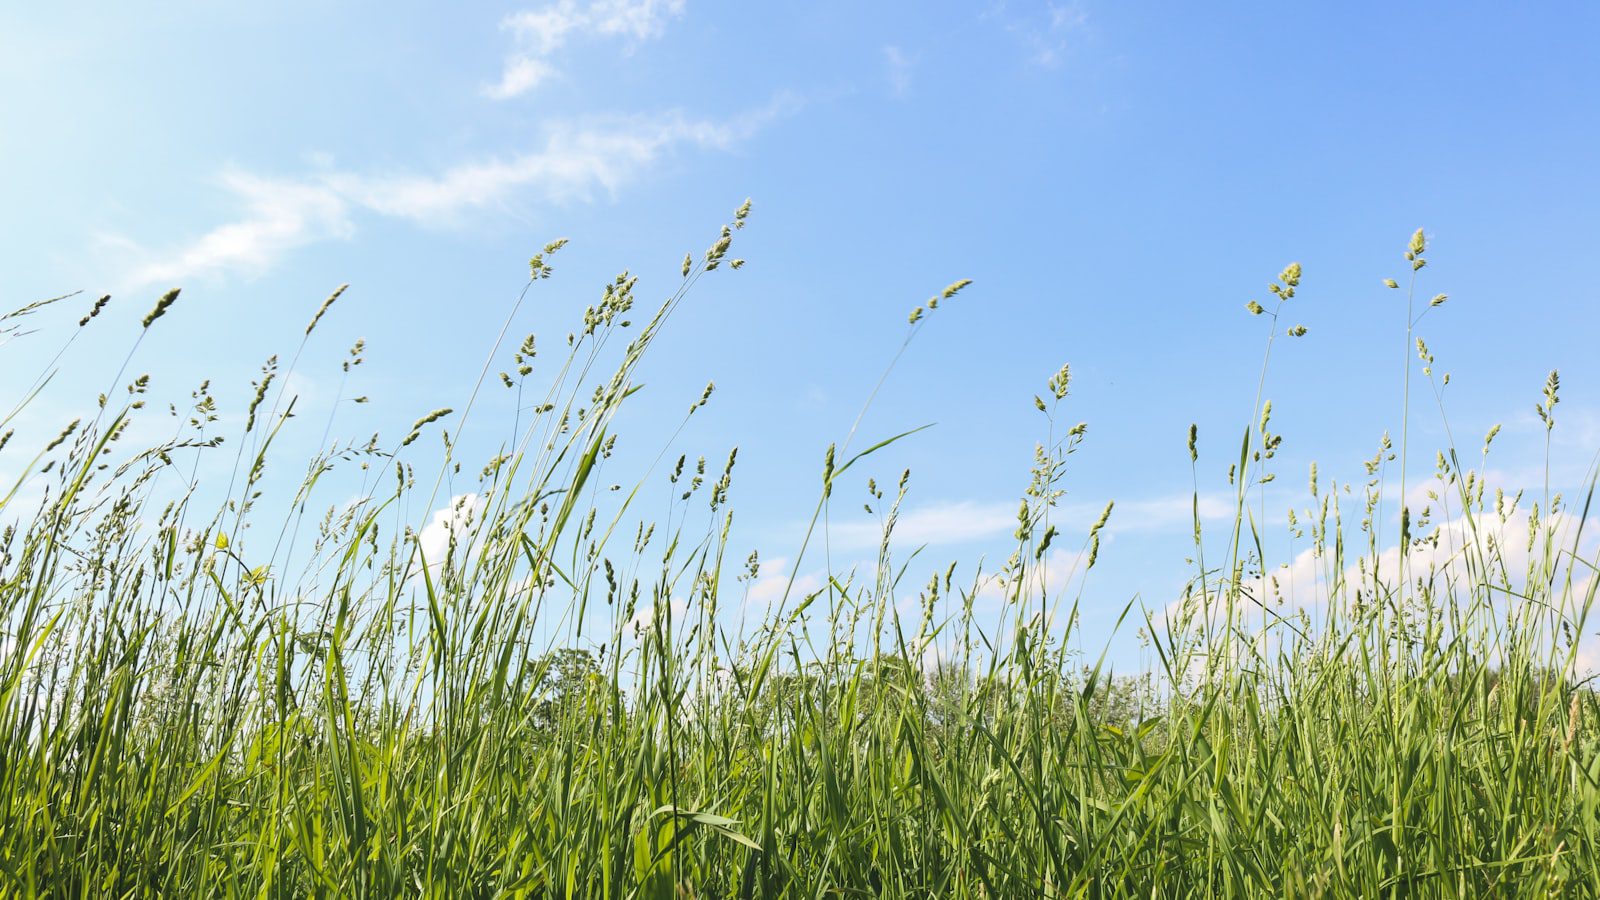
823 492 1234 554
826 500 1017 552
1164 498 1600 676
119 98 793 286
1091 492 1234 535
126 169 353 287
488 0 686 100
990 0 1088 68
483 56 558 99
502 2 588 53
325 108 777 223
1048 3 1088 32
883 45 913 98
744 556 825 611
416 493 482 570
627 595 688 634
588 0 686 41
967 545 1091 614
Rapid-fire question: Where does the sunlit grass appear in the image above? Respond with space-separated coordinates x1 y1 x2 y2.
1 211 1596 897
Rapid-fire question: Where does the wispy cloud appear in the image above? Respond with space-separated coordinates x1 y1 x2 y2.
627 595 689 635
882 45 914 98
484 56 558 99
487 0 686 99
743 556 826 612
123 169 354 287
416 493 482 570
1167 498 1600 650
969 544 1088 610
826 500 1018 552
325 105 787 223
823 492 1233 554
990 0 1089 68
117 97 796 287
1095 492 1234 535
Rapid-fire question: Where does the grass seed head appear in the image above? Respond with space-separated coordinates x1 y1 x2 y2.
305 284 348 335
78 294 111 327
941 278 973 299
141 288 181 328
1047 363 1071 400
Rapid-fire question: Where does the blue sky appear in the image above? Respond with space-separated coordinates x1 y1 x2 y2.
3 2 1599 656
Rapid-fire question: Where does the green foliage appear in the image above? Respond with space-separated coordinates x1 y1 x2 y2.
1 218 1597 897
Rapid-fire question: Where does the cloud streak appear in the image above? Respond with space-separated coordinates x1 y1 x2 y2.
487 0 686 99
743 556 826 612
118 98 795 287
989 0 1089 68
127 170 354 287
822 492 1235 554
883 45 913 98
1164 499 1600 675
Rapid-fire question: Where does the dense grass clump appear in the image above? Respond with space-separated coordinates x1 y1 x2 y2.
2 213 1598 897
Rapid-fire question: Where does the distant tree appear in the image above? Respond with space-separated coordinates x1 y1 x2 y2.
529 647 603 737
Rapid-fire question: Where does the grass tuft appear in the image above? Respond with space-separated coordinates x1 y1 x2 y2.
1 219 1597 897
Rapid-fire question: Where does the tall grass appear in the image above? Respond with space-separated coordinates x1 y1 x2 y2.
1 211 1597 897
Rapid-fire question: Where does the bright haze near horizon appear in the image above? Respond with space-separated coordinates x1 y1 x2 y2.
3 2 1598 664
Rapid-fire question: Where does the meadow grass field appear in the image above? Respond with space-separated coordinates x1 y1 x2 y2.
2 212 1597 897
